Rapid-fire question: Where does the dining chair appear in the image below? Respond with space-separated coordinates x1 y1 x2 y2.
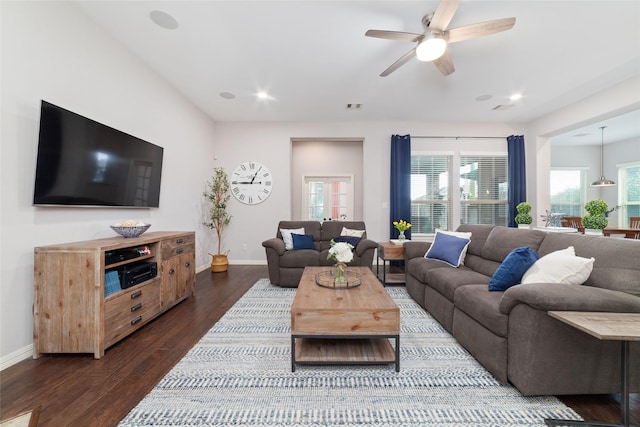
561 216 584 233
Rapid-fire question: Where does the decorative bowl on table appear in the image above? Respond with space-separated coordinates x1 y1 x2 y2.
110 223 151 238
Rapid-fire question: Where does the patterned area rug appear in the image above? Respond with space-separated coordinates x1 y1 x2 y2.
119 279 581 426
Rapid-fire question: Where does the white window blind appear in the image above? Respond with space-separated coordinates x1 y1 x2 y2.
410 155 451 233
459 155 508 226
619 162 640 226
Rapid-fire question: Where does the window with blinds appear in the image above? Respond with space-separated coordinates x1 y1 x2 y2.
410 155 451 233
619 162 640 226
459 155 508 226
550 169 585 216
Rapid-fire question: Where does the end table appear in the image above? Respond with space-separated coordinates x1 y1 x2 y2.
376 242 405 286
545 311 640 427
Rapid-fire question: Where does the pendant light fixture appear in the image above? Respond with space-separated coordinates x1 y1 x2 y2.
591 126 615 187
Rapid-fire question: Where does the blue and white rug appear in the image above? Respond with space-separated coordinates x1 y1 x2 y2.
119 279 581 426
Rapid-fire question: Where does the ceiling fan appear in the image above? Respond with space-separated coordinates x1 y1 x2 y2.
365 0 515 77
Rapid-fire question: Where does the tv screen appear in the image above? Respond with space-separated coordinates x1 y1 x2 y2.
33 101 163 208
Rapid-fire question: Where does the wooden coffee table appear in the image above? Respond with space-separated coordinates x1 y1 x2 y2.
290 266 400 372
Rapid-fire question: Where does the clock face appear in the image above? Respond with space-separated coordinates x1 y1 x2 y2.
231 161 273 205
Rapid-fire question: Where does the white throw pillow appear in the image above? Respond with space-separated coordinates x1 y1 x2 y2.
521 246 594 285
341 227 364 238
280 228 305 250
435 229 472 265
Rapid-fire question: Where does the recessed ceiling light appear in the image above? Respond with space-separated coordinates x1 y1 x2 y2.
510 93 522 101
219 92 236 100
256 92 269 100
475 94 492 102
150 10 178 30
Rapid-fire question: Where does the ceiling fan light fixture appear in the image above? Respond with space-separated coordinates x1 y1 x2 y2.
416 34 447 62
591 126 616 187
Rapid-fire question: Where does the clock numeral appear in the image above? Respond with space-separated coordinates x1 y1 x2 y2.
265 181 272 187
238 194 245 201
231 181 238 185
262 189 270 194
240 164 247 171
262 172 270 178
258 195 263 201
249 162 255 170
232 187 240 194
248 196 253 204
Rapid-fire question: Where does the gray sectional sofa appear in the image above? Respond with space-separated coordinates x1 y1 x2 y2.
404 224 640 396
262 221 377 287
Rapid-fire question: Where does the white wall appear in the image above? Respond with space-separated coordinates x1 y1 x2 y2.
1 2 218 366
212 121 521 264
525 76 640 226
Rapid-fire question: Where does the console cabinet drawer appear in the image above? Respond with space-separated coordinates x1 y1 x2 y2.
161 234 195 259
104 279 161 347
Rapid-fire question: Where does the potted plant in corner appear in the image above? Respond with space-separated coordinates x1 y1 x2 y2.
515 202 533 229
582 199 608 234
203 167 232 272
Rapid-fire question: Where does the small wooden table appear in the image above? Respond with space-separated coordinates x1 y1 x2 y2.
290 266 400 372
603 228 640 239
546 311 640 427
376 241 405 285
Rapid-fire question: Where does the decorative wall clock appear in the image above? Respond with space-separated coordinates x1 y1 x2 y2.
230 161 273 205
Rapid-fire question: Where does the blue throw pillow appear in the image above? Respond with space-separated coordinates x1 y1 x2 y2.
292 233 315 250
424 231 471 267
333 235 361 247
488 246 539 291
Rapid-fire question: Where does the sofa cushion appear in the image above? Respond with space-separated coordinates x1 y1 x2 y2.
279 249 320 268
425 231 471 267
279 227 305 250
422 266 492 301
333 235 361 247
488 246 539 291
457 224 495 257
292 233 315 250
522 246 594 285
454 285 509 337
481 227 545 263
536 232 640 297
341 227 365 237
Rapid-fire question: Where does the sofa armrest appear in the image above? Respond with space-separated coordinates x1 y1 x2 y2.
354 238 377 256
403 241 431 260
261 237 286 255
499 282 640 315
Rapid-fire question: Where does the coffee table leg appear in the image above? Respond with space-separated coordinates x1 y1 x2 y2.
395 335 400 372
291 336 296 372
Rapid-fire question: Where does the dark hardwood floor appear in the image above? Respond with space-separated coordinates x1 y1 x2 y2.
1 265 637 426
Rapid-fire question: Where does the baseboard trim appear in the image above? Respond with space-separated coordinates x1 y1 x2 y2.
1 344 32 371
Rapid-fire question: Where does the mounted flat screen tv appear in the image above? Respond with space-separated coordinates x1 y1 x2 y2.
33 101 163 208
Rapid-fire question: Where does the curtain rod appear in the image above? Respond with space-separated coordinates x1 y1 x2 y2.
410 136 508 140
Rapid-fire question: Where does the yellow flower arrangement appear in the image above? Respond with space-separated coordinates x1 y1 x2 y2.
393 219 412 232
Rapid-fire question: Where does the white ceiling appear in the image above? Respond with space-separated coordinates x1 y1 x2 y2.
74 1 640 142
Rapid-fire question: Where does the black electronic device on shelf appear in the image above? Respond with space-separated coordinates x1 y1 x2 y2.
118 261 157 289
105 246 150 265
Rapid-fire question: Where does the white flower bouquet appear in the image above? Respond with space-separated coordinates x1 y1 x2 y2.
327 239 354 282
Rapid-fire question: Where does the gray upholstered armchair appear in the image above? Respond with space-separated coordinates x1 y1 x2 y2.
262 220 377 287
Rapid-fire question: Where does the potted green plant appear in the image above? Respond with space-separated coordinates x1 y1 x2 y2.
582 199 608 234
515 202 533 228
203 167 232 272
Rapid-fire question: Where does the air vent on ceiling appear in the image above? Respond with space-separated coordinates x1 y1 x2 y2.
492 104 513 111
345 103 363 110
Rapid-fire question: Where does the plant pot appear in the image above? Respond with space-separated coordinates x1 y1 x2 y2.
517 224 531 229
584 229 603 236
210 254 229 272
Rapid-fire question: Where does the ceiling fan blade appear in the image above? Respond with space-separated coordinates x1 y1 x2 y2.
446 17 516 43
365 29 423 43
380 48 417 77
433 51 455 76
429 0 461 31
